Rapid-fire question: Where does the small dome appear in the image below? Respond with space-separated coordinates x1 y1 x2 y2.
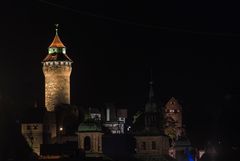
78 122 102 132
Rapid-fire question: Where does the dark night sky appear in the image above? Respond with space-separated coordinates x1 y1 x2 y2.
1 0 240 146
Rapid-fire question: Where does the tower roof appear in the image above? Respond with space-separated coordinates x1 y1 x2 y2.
42 25 72 62
165 97 182 110
42 53 72 62
145 71 157 112
78 122 102 132
49 28 65 48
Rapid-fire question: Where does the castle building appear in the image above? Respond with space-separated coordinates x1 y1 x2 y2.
21 108 46 155
42 25 73 111
102 104 128 134
134 81 170 161
164 97 195 160
77 122 104 157
164 97 183 140
20 26 194 161
22 26 73 156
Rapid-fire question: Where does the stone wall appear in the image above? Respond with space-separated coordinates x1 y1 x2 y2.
43 62 72 111
78 132 103 153
21 123 43 155
135 136 169 155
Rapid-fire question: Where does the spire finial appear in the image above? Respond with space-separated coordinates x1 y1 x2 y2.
55 24 59 35
149 68 153 85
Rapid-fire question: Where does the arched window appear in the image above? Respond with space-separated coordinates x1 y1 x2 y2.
84 136 91 151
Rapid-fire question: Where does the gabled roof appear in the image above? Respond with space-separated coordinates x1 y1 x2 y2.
165 97 182 110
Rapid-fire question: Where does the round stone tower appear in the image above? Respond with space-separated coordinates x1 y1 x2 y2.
42 25 73 111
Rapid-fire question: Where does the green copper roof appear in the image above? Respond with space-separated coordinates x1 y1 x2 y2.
78 122 102 132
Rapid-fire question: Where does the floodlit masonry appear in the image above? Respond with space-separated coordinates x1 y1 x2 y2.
42 26 73 111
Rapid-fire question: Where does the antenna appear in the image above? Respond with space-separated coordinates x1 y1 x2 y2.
55 24 59 34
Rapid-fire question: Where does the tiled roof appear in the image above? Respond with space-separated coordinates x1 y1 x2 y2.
49 34 65 48
42 53 72 62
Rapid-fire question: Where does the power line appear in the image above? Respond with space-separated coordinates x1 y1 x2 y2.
37 0 240 38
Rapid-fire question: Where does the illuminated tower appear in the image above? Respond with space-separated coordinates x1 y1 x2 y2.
164 97 183 138
164 97 182 128
42 25 72 111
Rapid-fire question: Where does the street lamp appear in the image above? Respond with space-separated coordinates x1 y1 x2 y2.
58 127 63 143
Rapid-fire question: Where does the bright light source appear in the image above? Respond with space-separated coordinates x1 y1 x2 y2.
59 127 63 131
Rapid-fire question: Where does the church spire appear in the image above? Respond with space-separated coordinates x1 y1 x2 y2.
145 69 157 112
148 69 154 104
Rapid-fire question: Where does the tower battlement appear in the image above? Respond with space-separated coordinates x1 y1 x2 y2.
43 62 72 76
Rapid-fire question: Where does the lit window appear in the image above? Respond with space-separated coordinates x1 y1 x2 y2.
33 125 38 130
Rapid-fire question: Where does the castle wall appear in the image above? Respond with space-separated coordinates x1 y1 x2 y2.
21 123 43 155
43 62 72 111
135 136 169 155
77 132 103 153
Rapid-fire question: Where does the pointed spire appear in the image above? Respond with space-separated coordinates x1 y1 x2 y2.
49 24 65 48
148 68 154 103
145 68 157 112
149 81 154 103
55 24 59 35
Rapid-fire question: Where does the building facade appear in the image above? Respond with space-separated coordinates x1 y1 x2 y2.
77 122 103 157
21 123 43 155
164 97 183 141
134 81 170 160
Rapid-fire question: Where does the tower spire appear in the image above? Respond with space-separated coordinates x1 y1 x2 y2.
149 68 154 103
55 24 59 35
49 24 65 49
145 68 157 112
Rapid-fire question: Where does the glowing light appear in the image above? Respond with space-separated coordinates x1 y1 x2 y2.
185 148 194 161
